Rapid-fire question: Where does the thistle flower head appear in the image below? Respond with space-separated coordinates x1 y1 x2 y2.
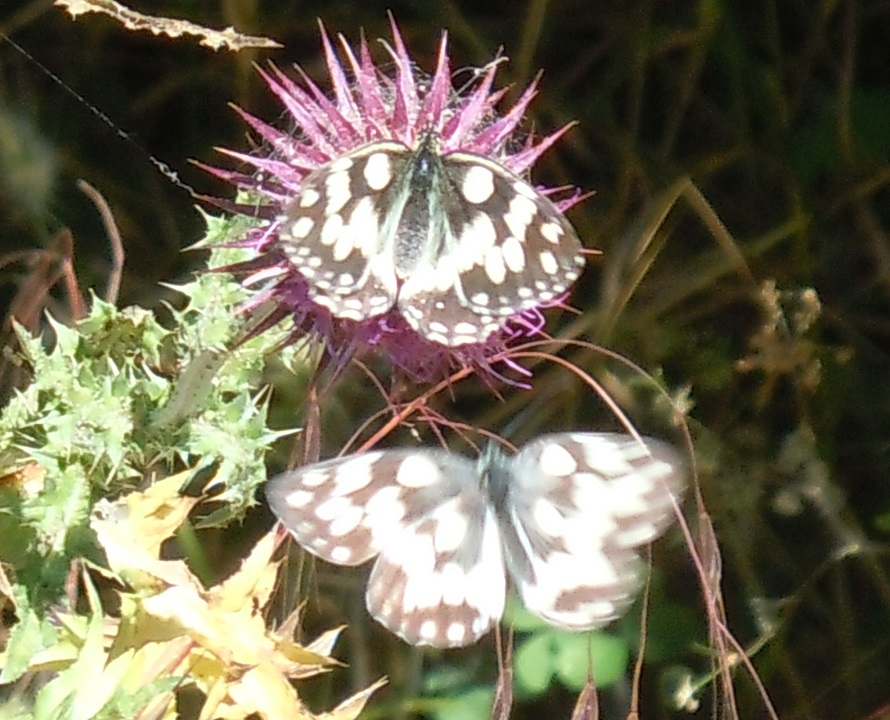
205 18 585 382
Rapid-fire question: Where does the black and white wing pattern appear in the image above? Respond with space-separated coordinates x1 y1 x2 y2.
265 432 686 648
265 448 507 647
496 433 686 631
277 134 586 346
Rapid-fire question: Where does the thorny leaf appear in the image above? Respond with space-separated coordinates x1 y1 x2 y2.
202 663 313 720
4 476 382 718
27 579 180 720
90 471 201 591
314 678 388 720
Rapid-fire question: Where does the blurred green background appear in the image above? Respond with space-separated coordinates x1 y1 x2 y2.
2 1 890 718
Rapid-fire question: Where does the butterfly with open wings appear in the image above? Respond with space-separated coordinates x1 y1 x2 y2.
277 133 586 347
266 432 686 648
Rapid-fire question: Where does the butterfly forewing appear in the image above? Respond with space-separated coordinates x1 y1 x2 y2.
278 141 410 321
277 135 586 346
435 151 585 317
267 448 462 565
498 433 686 630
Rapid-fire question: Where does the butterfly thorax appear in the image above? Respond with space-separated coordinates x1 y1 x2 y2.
391 133 447 279
477 443 513 514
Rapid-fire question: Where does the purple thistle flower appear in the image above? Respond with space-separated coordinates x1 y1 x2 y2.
204 18 586 383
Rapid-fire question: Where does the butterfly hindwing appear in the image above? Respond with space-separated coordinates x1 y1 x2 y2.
498 432 686 630
266 447 507 648
365 487 506 647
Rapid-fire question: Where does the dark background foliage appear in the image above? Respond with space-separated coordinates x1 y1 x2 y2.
2 1 890 718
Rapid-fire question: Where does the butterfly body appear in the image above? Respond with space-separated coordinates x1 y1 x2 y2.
267 432 685 648
278 134 586 346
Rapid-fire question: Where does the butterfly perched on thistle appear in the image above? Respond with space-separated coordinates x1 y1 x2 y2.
278 131 586 347
266 432 686 648
210 21 589 377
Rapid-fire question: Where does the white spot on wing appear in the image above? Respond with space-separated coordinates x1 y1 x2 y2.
320 214 343 246
363 152 392 190
325 169 351 214
504 194 537 241
329 505 364 536
314 495 353 521
615 523 661 546
427 332 450 344
484 247 506 284
348 196 379 257
607 476 653 516
329 545 353 563
364 486 406 531
540 221 564 244
368 253 398 297
462 165 495 204
299 188 321 207
539 250 559 276
501 235 526 272
578 438 635 476
289 217 314 239
457 213 497 270
301 470 329 488
513 180 537 199
284 489 313 508
531 498 564 537
431 502 469 552
396 535 438 609
453 321 480 336
332 218 359 262
462 509 506 624
447 622 467 644
332 456 377 495
441 563 466 605
539 443 578 476
396 454 440 488
329 156 354 172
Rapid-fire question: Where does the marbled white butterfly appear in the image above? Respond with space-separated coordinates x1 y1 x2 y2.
266 432 686 648
278 133 586 346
